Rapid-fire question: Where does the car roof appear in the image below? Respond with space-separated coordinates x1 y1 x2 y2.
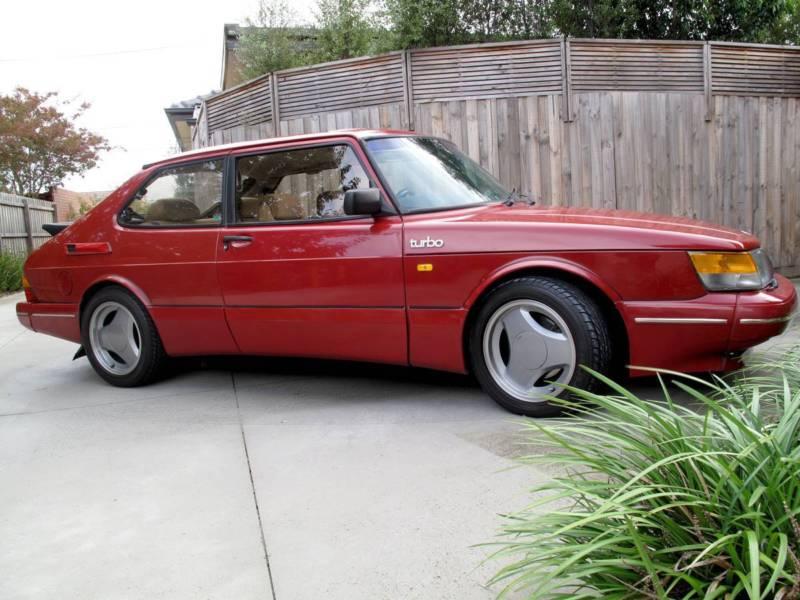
143 128 415 170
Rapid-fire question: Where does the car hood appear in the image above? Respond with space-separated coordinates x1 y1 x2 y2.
403 204 760 254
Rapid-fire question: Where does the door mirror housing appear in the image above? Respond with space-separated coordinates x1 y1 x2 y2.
343 188 383 216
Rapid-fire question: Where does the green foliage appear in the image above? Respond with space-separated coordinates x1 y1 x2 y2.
0 88 110 197
381 0 553 47
315 0 380 61
767 0 800 44
237 0 316 80
547 0 792 42
0 252 24 293
237 0 800 79
489 355 800 598
546 0 627 38
381 0 471 48
463 0 554 40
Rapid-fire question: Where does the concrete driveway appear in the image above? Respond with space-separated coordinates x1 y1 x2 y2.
1 287 797 600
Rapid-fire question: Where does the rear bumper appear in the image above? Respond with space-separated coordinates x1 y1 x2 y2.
621 274 797 375
16 301 81 344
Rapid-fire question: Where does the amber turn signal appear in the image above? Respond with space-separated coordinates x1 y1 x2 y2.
688 249 773 291
689 252 757 274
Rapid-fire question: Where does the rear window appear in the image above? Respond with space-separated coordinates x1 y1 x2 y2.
120 160 224 227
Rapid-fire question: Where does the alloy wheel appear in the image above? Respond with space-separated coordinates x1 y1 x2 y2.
88 301 142 376
482 299 576 402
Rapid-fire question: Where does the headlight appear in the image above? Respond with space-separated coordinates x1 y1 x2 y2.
689 249 774 291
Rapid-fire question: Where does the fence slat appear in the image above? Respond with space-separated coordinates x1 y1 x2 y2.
0 192 56 255
21 198 33 253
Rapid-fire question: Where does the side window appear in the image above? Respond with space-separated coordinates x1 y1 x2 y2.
235 144 372 223
120 160 224 227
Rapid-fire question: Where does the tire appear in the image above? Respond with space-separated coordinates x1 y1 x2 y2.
81 287 167 387
469 276 612 417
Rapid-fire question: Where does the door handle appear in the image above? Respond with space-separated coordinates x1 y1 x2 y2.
223 235 253 250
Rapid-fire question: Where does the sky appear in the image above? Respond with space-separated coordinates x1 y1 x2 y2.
0 0 313 192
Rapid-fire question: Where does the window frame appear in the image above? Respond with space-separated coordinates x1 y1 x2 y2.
225 139 395 228
117 156 229 230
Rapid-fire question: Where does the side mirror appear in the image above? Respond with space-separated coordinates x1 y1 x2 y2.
343 188 383 216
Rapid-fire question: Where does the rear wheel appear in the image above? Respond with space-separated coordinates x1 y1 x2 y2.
469 276 612 417
81 287 166 387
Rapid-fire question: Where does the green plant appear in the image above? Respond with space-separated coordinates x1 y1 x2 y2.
489 355 800 599
0 252 24 293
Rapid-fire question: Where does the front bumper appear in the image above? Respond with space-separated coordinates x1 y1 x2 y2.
728 275 798 351
621 274 797 375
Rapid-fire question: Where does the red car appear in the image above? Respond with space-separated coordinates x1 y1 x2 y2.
17 130 797 416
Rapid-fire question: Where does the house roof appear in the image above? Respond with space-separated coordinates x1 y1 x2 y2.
163 94 215 152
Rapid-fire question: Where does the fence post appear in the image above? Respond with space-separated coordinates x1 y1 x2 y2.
21 198 34 254
561 38 574 122
703 42 714 122
270 72 281 136
402 50 415 131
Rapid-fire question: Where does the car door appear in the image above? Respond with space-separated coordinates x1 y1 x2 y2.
216 138 407 365
112 157 238 356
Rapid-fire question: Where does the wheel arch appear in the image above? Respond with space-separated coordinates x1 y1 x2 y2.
462 259 629 377
79 276 152 321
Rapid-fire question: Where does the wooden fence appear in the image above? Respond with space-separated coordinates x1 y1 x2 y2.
0 192 56 255
193 38 800 276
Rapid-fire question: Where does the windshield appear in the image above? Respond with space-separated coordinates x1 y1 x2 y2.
365 136 510 213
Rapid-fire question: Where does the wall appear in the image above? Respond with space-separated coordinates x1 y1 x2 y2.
193 39 800 276
48 188 109 222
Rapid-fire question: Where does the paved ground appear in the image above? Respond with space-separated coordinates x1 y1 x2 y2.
1 287 797 600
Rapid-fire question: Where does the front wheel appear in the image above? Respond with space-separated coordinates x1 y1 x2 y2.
81 287 167 387
469 276 612 417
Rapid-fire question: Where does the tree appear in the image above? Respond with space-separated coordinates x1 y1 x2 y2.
547 0 627 38
0 88 109 197
548 0 792 42
236 0 314 80
382 0 471 48
770 0 800 43
701 0 788 42
462 0 554 41
315 0 379 61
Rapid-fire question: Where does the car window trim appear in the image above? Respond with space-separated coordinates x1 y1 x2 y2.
226 214 375 228
226 139 396 227
118 156 228 230
402 202 498 215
